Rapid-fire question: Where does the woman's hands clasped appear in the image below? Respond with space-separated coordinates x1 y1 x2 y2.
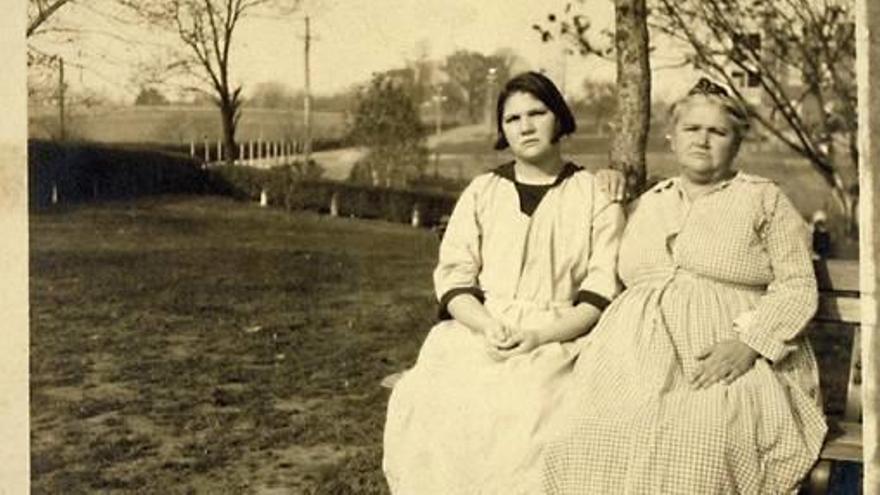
480 321 543 361
691 339 759 389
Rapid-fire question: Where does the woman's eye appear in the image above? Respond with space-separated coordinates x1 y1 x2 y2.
504 115 519 124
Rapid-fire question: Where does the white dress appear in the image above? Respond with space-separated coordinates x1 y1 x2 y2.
383 162 625 494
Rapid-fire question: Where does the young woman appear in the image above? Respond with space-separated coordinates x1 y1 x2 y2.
382 71 625 494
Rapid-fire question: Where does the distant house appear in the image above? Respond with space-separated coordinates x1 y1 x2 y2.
725 3 854 136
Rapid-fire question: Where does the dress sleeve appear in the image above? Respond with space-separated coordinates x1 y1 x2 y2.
433 179 484 318
575 188 625 310
737 186 818 362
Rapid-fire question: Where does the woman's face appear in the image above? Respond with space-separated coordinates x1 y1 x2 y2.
670 99 739 184
501 91 558 163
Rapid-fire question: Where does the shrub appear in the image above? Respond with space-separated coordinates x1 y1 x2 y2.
210 164 457 227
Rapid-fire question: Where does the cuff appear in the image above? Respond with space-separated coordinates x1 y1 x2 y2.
575 290 611 311
735 324 796 363
438 287 484 320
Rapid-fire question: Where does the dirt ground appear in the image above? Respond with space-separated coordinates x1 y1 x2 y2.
30 196 436 494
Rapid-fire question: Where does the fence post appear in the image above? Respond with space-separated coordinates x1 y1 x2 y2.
411 203 422 227
330 191 339 217
260 188 268 207
190 140 195 158
51 183 59 205
203 138 209 163
238 143 244 166
216 140 222 164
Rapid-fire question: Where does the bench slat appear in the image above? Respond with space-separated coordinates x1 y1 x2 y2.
820 420 863 463
816 294 861 324
815 259 860 292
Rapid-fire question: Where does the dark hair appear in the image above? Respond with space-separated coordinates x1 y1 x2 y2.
493 71 576 150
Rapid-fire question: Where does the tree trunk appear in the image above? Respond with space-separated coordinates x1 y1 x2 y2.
219 101 238 167
610 0 651 197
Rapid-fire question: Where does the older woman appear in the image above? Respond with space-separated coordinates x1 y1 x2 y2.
383 71 625 494
542 78 826 494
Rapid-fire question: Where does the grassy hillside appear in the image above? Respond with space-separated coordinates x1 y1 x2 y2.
29 105 347 144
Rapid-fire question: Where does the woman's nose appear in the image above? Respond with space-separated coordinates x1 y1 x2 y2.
520 117 535 133
696 130 710 146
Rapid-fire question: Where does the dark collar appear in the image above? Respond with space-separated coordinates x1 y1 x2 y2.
491 161 582 187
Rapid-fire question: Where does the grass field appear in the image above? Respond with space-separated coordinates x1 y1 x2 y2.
30 195 855 493
30 196 437 494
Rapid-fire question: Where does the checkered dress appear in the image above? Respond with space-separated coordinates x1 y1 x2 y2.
542 173 827 494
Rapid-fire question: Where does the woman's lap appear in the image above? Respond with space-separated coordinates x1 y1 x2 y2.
542 283 823 494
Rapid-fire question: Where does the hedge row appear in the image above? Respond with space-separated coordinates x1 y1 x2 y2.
29 139 459 227
28 140 218 208
210 164 457 227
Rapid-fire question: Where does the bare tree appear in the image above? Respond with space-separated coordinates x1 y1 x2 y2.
443 50 515 124
577 79 617 134
27 0 75 37
651 0 858 228
536 0 651 197
119 0 297 165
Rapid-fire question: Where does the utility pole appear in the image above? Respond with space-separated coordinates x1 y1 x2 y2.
57 56 66 141
303 16 312 167
432 89 447 178
485 67 497 135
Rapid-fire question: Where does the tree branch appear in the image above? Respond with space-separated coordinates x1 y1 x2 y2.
27 0 74 37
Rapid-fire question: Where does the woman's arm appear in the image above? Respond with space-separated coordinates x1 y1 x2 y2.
497 184 626 358
495 304 603 359
447 293 509 347
735 186 818 363
691 186 818 388
433 177 509 349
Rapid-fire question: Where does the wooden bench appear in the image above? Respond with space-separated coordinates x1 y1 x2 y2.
381 259 864 493
806 258 862 494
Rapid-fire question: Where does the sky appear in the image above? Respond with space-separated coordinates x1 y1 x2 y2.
30 0 699 104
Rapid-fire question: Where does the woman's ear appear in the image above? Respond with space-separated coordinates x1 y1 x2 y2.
551 118 564 143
